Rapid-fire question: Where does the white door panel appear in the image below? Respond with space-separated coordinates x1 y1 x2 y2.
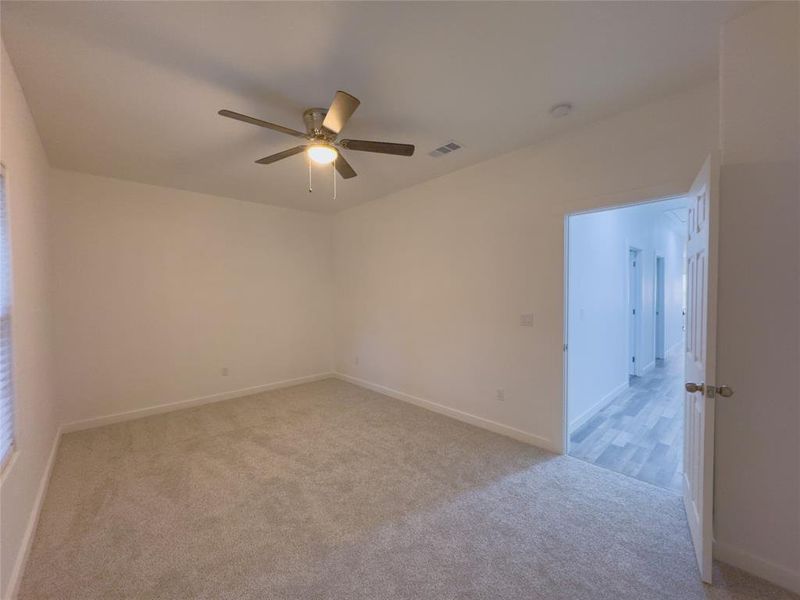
683 155 719 583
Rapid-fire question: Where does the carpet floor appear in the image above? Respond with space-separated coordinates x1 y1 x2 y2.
19 379 797 599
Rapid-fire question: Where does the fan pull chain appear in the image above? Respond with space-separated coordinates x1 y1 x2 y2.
308 159 312 193
332 162 337 201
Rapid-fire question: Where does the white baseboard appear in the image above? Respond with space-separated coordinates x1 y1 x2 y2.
640 360 656 375
5 425 62 600
61 372 334 434
334 372 556 453
665 340 683 358
569 380 628 432
714 540 800 594
655 341 681 364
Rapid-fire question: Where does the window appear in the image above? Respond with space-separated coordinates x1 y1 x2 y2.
0 166 13 470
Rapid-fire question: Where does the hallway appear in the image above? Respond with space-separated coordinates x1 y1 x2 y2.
569 353 684 492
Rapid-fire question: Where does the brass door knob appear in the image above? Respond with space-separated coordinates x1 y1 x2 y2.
685 382 735 397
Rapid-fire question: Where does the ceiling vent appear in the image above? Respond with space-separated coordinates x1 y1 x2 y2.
429 140 463 157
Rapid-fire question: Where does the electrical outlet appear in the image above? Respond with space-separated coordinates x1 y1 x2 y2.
354 356 359 365
221 367 229 376
496 388 505 402
520 313 534 327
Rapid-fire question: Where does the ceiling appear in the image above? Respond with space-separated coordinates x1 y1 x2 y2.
1 1 750 213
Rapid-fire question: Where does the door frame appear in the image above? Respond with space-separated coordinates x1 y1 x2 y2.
654 255 666 360
628 247 643 377
561 192 685 455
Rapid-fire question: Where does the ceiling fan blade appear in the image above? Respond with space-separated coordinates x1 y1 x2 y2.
255 145 307 165
335 153 357 179
219 109 307 139
321 91 361 135
339 139 415 156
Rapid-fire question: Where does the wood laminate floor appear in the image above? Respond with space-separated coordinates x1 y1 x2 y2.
569 352 684 493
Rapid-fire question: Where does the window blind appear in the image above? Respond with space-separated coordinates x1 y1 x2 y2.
0 167 14 469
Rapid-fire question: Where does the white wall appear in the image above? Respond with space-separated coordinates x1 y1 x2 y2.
50 170 334 426
0 44 57 598
659 221 687 354
333 82 718 452
714 2 800 591
567 200 686 430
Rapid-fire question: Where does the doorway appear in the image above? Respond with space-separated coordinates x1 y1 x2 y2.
565 197 689 493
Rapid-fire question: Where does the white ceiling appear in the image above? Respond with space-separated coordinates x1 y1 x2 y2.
1 1 750 213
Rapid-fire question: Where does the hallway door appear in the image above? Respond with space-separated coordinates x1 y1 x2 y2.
655 256 666 359
683 155 719 583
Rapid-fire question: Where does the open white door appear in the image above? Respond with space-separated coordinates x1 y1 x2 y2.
682 154 722 583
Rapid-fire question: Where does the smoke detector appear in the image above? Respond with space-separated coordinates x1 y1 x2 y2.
549 103 573 118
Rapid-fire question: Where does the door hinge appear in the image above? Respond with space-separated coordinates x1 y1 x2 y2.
632 356 636 363
563 344 568 352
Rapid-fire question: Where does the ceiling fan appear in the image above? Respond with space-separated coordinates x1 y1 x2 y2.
218 91 415 180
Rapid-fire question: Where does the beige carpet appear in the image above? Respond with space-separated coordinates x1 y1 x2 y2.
19 379 797 599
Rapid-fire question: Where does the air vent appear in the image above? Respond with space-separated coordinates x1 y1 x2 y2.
429 140 463 157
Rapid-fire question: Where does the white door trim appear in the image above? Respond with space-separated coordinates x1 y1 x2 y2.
628 247 643 377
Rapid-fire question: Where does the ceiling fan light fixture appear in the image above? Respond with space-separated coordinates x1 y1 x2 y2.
307 144 338 165
219 90 415 184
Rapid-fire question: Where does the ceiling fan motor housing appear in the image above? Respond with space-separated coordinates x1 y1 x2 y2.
303 108 332 139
